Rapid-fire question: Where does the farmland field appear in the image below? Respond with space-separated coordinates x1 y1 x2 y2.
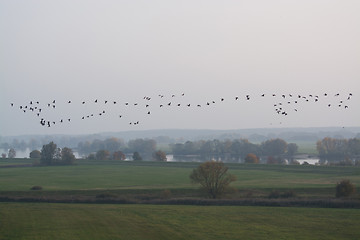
0 203 359 240
1 159 360 239
0 159 360 194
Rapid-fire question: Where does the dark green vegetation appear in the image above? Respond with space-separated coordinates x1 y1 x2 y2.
1 203 360 240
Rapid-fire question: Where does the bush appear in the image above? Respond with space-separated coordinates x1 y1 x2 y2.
96 193 118 199
29 150 41 159
30 186 43 191
336 180 356 198
268 190 281 199
244 153 259 164
268 190 296 198
281 190 296 198
161 189 172 199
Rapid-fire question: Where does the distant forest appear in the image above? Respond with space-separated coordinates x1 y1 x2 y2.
1 127 360 149
1 134 360 165
1 128 359 163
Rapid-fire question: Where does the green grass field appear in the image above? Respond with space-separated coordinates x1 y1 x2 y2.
1 159 359 194
1 203 359 240
1 159 360 239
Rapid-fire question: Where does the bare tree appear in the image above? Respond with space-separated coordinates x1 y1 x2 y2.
190 161 236 199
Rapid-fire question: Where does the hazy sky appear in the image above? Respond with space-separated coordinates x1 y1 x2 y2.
1 0 359 136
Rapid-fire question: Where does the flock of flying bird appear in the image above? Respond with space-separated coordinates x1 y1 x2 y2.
10 92 353 128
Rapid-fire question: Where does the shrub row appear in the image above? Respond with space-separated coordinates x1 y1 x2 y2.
0 196 359 208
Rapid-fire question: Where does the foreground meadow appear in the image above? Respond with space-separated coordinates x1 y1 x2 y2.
1 203 359 240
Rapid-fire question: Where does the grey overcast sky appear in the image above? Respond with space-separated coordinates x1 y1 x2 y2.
1 0 359 136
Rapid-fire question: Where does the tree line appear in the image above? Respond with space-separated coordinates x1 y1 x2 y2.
171 138 299 163
31 139 167 163
4 135 360 164
28 141 76 165
77 138 166 161
316 137 360 163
